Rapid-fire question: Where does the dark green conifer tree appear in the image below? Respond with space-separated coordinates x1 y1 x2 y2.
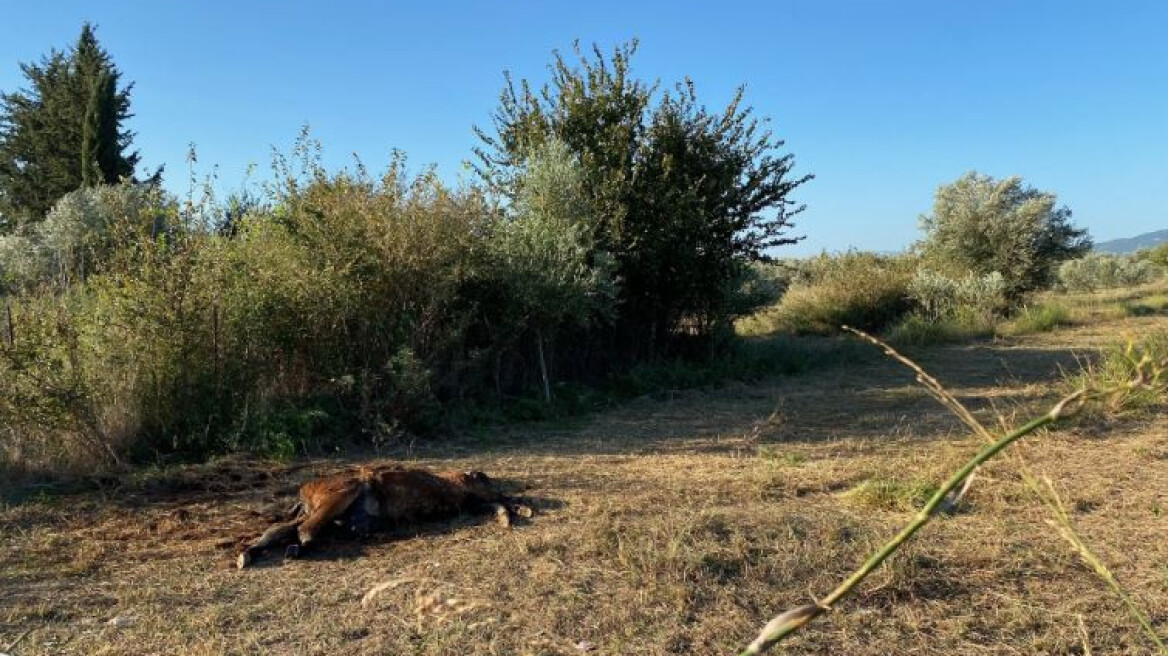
0 23 149 230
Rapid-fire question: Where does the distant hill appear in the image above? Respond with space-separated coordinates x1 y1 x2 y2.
1095 229 1168 254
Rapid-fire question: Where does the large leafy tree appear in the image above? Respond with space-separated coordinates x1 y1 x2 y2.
919 172 1091 299
0 23 148 231
475 42 811 359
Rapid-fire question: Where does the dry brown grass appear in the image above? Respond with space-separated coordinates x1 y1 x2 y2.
1 290 1166 655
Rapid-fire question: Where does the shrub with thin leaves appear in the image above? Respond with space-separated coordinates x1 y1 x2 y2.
1057 252 1159 292
0 293 129 472
0 140 500 470
479 139 616 399
1137 243 1168 269
918 172 1091 299
0 183 171 292
908 269 1008 324
885 269 1007 345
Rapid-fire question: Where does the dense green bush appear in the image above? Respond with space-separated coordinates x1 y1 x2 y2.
1058 252 1160 291
0 138 638 474
884 269 1007 345
475 42 810 358
747 251 915 335
907 269 1008 325
477 139 617 400
0 184 173 293
0 166 435 469
919 172 1091 299
1138 243 1168 269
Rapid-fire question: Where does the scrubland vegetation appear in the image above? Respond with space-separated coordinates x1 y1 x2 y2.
1 37 811 477
2 283 1164 655
2 24 1166 656
3 28 1163 480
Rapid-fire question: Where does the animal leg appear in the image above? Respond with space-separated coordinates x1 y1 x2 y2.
487 498 534 527
509 501 534 518
293 483 363 556
237 518 302 569
491 502 511 528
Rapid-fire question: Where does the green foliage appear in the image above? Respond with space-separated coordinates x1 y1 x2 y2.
907 269 1008 324
750 251 915 335
0 183 172 293
884 269 1008 345
475 42 811 357
842 477 938 512
1138 243 1168 269
918 172 1091 299
0 138 497 470
1066 333 1168 415
885 313 995 346
479 139 617 398
1057 252 1159 292
725 263 790 333
0 292 126 471
0 24 149 229
1006 302 1073 335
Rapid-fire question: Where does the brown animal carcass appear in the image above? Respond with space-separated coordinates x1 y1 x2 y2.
237 466 531 568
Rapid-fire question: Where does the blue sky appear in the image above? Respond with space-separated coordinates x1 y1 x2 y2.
2 1 1166 254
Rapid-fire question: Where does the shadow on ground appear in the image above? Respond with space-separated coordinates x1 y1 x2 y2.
0 338 1091 524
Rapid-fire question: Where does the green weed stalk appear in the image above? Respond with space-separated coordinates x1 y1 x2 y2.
739 327 1167 655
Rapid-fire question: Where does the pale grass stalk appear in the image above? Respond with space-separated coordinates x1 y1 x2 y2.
1078 616 1093 656
1033 475 1166 654
739 327 1167 655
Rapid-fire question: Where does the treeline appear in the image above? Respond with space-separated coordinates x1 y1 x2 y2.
744 173 1167 345
0 33 809 473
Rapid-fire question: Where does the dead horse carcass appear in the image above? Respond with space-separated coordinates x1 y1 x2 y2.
236 465 532 569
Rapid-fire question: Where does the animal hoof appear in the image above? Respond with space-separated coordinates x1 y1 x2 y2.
284 544 301 560
494 504 512 528
236 550 253 569
512 504 534 519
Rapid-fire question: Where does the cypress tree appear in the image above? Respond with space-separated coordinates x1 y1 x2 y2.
0 23 149 230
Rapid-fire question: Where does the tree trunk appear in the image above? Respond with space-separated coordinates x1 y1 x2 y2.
536 329 551 403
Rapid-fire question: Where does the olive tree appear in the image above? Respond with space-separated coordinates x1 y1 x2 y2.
919 172 1090 300
485 138 615 400
0 183 171 293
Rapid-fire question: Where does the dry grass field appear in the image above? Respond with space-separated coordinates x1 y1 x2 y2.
1 288 1166 655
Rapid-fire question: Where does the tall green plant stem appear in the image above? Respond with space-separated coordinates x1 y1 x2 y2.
739 412 1057 655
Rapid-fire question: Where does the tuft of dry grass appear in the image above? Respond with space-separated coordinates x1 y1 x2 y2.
840 476 939 512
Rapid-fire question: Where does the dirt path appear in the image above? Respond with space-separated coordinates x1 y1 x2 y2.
1 319 1165 655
